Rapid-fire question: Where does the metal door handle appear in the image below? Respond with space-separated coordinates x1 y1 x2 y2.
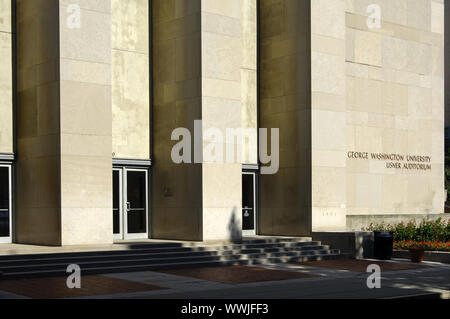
126 202 131 211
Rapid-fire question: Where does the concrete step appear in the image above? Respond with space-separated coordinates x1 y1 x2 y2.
240 237 313 244
0 248 339 272
0 239 346 280
0 251 344 280
0 240 323 262
114 237 313 250
0 245 331 267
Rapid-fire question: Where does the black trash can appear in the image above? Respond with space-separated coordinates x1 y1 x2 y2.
373 231 394 260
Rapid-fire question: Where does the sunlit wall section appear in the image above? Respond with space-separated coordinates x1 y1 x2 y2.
111 0 150 160
241 0 258 165
0 0 12 154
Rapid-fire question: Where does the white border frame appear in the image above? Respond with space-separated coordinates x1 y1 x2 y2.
242 172 257 237
0 164 12 244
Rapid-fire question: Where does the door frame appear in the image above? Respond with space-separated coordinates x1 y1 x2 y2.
242 171 257 237
0 164 12 244
113 167 150 241
113 168 123 241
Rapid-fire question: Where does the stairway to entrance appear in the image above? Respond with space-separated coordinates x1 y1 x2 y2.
0 237 348 280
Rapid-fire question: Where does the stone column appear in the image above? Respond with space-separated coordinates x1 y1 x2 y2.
152 0 242 241
259 0 312 236
310 0 347 231
16 0 113 246
200 0 243 241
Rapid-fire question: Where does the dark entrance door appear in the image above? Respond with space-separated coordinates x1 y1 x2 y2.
126 170 148 235
242 172 256 236
113 168 149 240
0 166 11 243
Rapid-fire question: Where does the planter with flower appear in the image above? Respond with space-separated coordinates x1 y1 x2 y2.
366 218 450 263
396 241 427 263
394 241 450 262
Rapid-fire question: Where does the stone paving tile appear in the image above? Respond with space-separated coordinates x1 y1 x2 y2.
105 271 232 291
157 266 321 284
294 259 428 273
145 268 450 300
2 261 446 299
255 263 358 280
0 275 167 299
74 262 450 299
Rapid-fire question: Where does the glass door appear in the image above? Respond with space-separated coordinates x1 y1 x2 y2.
242 172 257 236
0 165 12 244
124 169 148 239
113 168 149 240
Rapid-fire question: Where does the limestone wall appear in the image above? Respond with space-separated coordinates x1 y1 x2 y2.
111 0 150 160
258 0 445 233
241 0 258 165
445 2 450 127
312 0 445 231
10 0 446 242
58 0 113 245
0 0 12 154
200 0 243 241
310 0 347 231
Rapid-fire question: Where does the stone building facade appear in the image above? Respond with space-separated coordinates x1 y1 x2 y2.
0 0 446 246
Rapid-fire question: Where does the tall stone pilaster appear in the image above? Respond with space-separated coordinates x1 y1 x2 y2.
152 0 242 241
259 0 312 236
16 0 113 245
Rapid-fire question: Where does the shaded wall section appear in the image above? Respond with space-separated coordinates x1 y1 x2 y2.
259 0 312 236
152 0 202 241
16 0 61 245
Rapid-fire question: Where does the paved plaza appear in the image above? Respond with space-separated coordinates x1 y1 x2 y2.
0 259 448 299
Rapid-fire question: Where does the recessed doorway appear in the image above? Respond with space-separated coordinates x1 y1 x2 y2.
242 172 257 236
113 168 149 240
0 165 12 244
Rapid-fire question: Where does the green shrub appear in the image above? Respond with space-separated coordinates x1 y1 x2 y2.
364 218 450 242
365 222 394 232
416 219 435 241
393 221 416 242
